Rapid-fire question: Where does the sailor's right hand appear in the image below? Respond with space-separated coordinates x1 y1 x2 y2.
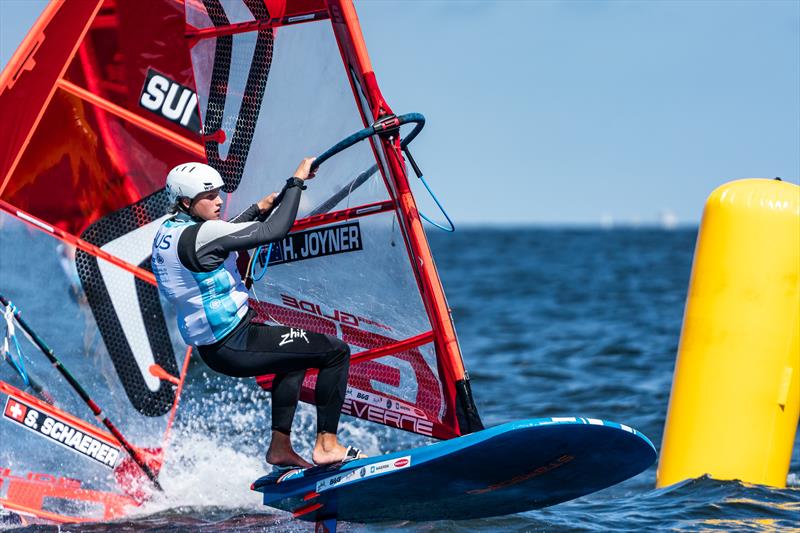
257 192 278 213
293 157 316 181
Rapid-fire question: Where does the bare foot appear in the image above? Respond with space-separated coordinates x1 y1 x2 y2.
312 433 367 465
266 431 313 468
265 448 313 469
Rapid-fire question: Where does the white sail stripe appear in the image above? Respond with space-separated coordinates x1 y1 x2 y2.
99 215 170 391
354 205 384 215
287 14 316 23
16 211 54 233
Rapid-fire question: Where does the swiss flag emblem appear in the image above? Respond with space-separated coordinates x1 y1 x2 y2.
4 398 27 422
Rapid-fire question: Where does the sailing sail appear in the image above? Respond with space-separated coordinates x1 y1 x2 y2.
184 0 483 440
0 0 483 522
0 0 197 522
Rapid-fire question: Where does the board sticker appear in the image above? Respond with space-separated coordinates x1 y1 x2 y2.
316 455 412 493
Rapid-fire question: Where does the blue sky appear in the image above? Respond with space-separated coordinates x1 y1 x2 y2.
2 0 798 225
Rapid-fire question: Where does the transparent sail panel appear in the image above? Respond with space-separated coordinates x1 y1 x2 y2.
0 212 183 521
186 6 460 436
250 211 429 340
191 17 390 214
0 212 181 443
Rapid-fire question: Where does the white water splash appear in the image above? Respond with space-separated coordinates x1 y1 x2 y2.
129 377 389 517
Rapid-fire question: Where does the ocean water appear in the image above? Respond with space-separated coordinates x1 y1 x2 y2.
6 228 800 531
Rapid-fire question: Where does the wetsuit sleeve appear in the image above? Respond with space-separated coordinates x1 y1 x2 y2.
177 185 302 272
229 203 264 223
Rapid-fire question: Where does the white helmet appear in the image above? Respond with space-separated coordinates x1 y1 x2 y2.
166 162 224 204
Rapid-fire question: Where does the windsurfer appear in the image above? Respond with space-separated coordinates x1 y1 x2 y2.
151 160 363 468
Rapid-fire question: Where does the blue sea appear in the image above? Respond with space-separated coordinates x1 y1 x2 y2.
6 228 800 531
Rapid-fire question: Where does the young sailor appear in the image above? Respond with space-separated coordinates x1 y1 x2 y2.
152 160 362 468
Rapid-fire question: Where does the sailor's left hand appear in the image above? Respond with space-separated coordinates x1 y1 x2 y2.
257 192 279 213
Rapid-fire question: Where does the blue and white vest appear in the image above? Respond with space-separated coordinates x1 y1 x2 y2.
152 217 248 346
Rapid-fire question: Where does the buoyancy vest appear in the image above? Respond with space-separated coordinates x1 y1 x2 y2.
152 216 249 346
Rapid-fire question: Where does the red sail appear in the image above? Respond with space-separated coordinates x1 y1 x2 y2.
0 0 197 523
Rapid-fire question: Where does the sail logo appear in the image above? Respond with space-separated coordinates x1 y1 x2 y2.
139 68 200 133
258 221 363 267
345 387 428 419
279 293 392 332
0 468 82 488
343 398 434 436
3 397 121 468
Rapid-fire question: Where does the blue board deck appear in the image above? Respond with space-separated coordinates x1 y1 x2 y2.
252 417 657 523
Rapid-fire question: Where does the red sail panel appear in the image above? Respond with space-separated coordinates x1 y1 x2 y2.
0 0 103 198
1 0 202 237
0 1 200 522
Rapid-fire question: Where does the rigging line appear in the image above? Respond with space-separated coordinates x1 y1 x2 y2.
393 144 455 233
2 304 56 405
250 242 273 283
3 303 29 386
307 164 380 216
412 173 455 233
0 294 164 492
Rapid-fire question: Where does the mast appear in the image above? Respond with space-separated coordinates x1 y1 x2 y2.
327 0 483 435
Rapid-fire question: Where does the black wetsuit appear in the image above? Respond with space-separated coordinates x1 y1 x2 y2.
183 179 350 435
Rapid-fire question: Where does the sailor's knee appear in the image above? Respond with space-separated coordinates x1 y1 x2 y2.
327 336 350 369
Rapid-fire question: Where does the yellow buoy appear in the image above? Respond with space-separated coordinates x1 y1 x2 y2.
657 178 800 489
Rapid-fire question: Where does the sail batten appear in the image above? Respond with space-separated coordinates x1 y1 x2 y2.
56 80 206 158
186 8 330 41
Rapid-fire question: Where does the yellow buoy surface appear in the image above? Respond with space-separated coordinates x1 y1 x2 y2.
657 178 800 488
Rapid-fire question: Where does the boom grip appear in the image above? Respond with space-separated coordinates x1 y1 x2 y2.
311 113 425 171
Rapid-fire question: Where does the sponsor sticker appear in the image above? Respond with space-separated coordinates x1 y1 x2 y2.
3 397 121 469
345 387 429 419
316 455 412 493
342 398 434 436
258 221 363 267
139 68 200 132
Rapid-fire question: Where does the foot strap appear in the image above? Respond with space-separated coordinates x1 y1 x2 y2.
268 464 305 484
341 446 362 464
